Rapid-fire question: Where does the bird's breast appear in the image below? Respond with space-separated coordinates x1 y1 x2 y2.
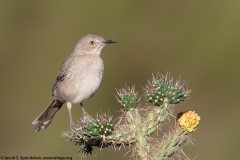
57 56 104 103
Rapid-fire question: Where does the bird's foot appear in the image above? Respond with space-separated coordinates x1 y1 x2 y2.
69 120 82 132
70 122 75 131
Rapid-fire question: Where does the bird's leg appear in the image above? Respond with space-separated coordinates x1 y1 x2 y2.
80 102 87 116
67 102 88 131
67 102 74 130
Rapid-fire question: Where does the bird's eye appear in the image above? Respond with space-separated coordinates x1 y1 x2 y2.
89 40 95 45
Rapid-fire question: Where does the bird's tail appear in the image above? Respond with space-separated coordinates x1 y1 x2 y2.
32 100 63 131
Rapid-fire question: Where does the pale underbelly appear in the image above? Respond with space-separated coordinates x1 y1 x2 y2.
57 71 103 103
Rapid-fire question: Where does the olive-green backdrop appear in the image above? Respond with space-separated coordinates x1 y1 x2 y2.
0 0 240 159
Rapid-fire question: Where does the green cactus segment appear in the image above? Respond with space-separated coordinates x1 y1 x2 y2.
117 86 139 110
143 106 168 135
104 131 137 145
136 138 150 160
153 128 188 160
84 115 113 138
64 114 114 155
63 132 93 155
84 121 112 137
146 75 189 106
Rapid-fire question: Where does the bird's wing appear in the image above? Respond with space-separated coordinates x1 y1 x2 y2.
52 57 73 97
56 68 67 82
56 58 73 82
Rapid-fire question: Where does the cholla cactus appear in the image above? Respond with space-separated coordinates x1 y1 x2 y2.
145 74 189 106
64 113 113 155
117 86 139 110
152 111 200 159
84 114 113 137
63 74 200 159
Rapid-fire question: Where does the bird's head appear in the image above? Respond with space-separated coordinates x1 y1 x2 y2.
73 34 116 56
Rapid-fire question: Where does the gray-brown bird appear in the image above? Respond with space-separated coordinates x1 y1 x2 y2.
32 34 116 131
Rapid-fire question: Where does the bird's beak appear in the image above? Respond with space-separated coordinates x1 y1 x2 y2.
103 39 117 44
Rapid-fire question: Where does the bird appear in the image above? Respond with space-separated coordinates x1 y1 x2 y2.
32 34 116 131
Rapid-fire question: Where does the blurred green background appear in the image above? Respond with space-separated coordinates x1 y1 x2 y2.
0 0 240 159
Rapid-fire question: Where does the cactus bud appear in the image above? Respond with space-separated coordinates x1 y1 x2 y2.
117 86 139 110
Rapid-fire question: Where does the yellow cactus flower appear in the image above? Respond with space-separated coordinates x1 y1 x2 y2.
177 111 200 132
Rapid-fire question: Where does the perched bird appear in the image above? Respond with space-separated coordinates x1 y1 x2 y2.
32 34 116 131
